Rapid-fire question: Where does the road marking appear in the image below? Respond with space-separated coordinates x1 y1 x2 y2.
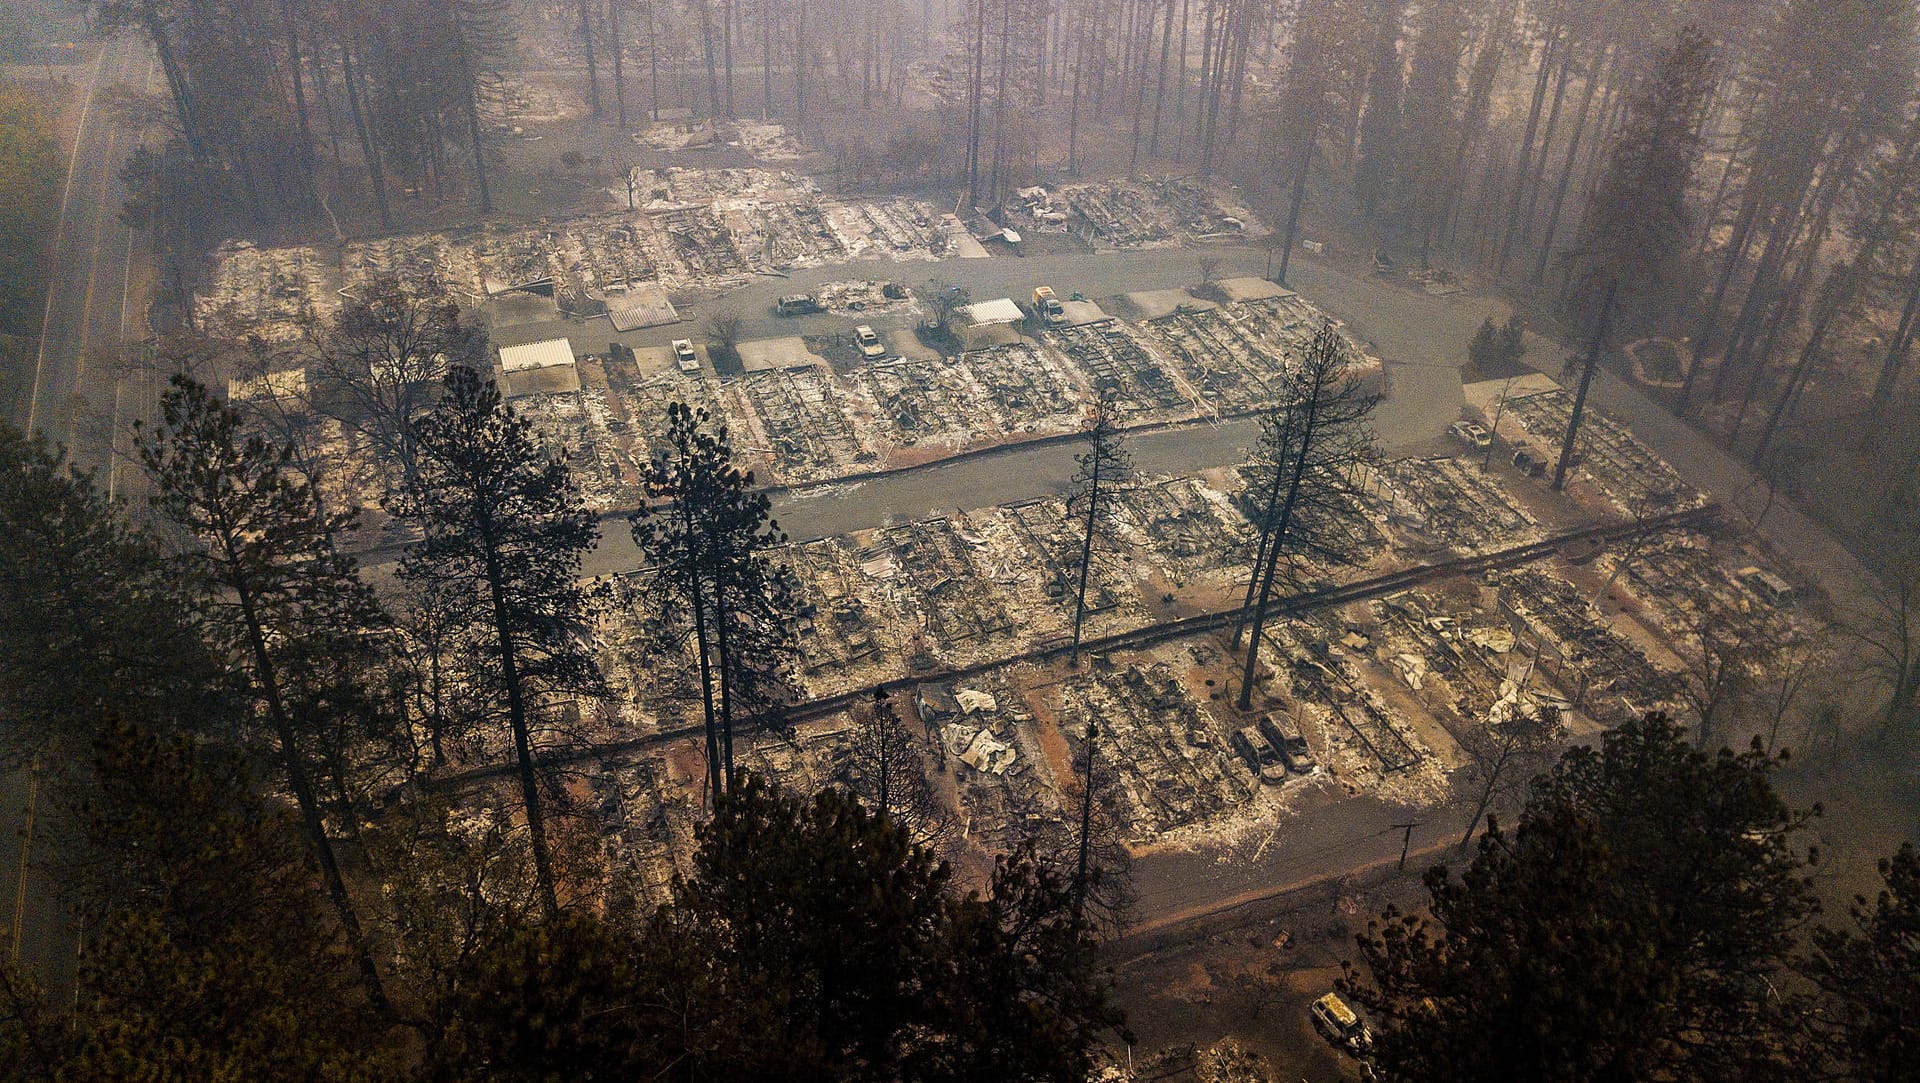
26 40 113 436
65 117 123 454
106 55 158 498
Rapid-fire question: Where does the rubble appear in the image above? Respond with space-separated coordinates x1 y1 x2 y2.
1002 177 1264 249
1043 321 1196 421
1057 657 1252 840
725 364 865 484
196 241 332 341
1138 295 1380 418
1502 389 1702 514
342 233 484 306
1488 567 1684 724
1378 455 1542 556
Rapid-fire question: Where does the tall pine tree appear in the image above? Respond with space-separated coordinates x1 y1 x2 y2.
138 375 394 1013
394 364 607 919
630 402 800 798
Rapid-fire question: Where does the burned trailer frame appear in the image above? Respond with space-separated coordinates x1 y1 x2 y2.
880 517 1019 651
1491 568 1685 722
1043 321 1195 421
1003 496 1128 615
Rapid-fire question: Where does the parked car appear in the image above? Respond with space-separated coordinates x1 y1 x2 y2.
1033 285 1066 324
1230 726 1289 785
1310 992 1374 1057
855 325 886 359
775 294 820 317
1257 713 1314 773
1448 420 1493 448
1511 445 1549 477
672 339 700 373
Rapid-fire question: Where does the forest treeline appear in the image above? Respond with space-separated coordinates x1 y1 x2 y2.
113 0 1920 464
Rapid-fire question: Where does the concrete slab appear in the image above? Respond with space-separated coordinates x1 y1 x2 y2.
503 363 582 398
1122 288 1216 320
1056 299 1111 326
1463 373 1565 442
1214 276 1296 303
485 291 560 327
941 214 992 259
736 336 828 373
631 345 688 377
1374 361 1465 454
606 284 680 331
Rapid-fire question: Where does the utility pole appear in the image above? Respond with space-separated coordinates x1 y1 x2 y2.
1553 280 1617 492
1482 373 1517 472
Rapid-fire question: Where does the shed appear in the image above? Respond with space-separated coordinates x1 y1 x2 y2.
499 338 581 397
960 297 1024 327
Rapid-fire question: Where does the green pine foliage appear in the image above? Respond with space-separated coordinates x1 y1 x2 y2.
394 363 607 918
49 723 399 1082
1344 713 1820 1081
1571 24 1716 319
630 401 801 794
434 777 1124 1082
1803 842 1920 1078
0 422 225 765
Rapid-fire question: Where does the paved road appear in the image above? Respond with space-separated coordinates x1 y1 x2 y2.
375 253 1498 576
1127 784 1457 932
490 241 1507 374
7 33 154 1003
20 35 153 472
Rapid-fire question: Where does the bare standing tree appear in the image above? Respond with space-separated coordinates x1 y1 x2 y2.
1847 544 1920 739
1066 396 1134 663
1234 323 1379 710
846 686 950 846
1760 628 1835 754
1673 606 1766 751
703 311 745 369
1455 703 1564 851
922 279 972 332
307 274 489 490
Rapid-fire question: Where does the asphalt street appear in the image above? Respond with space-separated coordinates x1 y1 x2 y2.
6 34 153 1000
489 239 1500 374
19 35 152 475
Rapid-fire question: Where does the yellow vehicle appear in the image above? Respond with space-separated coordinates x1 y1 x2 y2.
1032 285 1065 324
1310 992 1373 1056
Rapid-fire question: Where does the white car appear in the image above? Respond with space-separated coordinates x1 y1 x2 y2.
1449 420 1493 448
855 325 886 359
672 339 700 373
